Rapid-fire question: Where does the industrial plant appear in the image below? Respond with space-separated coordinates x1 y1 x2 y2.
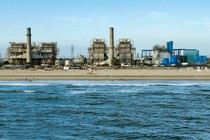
142 41 207 67
0 27 208 69
88 27 136 66
6 28 58 68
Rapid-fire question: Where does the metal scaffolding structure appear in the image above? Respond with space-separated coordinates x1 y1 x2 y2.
88 39 108 64
116 39 136 65
7 42 38 65
7 42 58 65
40 42 58 65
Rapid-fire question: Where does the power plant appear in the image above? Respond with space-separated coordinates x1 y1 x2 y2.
0 27 208 69
141 41 207 66
6 28 58 68
88 27 137 67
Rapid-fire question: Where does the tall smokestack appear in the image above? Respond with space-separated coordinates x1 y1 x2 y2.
26 27 32 64
109 27 114 66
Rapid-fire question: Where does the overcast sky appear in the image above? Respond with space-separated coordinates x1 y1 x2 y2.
0 0 210 58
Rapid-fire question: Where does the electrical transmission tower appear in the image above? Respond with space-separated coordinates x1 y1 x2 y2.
70 45 74 59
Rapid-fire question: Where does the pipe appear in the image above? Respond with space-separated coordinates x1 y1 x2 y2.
26 28 32 64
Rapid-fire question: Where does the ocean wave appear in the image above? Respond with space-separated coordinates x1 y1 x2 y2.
0 89 37 93
0 89 25 93
61 83 201 88
147 83 200 87
0 82 50 86
198 89 210 92
0 80 207 88
23 90 36 93
1 80 209 139
27 96 61 101
64 91 89 95
140 91 177 96
0 104 7 109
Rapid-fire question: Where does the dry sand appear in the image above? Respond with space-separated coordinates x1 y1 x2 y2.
1 68 210 80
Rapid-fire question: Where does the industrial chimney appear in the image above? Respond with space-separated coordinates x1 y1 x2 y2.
26 27 32 64
109 27 114 66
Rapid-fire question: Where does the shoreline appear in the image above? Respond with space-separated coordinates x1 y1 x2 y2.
1 69 210 80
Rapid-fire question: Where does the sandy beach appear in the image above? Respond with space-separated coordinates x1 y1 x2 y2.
0 68 210 80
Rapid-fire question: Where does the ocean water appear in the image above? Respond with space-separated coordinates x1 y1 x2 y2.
0 80 210 140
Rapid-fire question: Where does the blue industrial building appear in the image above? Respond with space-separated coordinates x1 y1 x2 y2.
142 41 207 66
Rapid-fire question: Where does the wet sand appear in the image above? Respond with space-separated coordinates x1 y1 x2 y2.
0 68 210 80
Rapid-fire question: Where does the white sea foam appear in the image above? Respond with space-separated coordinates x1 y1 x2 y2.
24 90 36 93
116 89 140 93
59 80 203 87
64 82 201 87
0 82 50 86
63 90 89 95
146 83 200 87
0 80 210 87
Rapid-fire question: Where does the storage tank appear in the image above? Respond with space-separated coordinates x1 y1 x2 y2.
162 58 169 66
73 58 84 64
65 60 70 66
169 56 178 66
167 41 173 54
152 50 159 64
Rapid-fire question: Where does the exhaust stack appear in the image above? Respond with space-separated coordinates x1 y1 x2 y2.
109 27 114 66
26 28 32 64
